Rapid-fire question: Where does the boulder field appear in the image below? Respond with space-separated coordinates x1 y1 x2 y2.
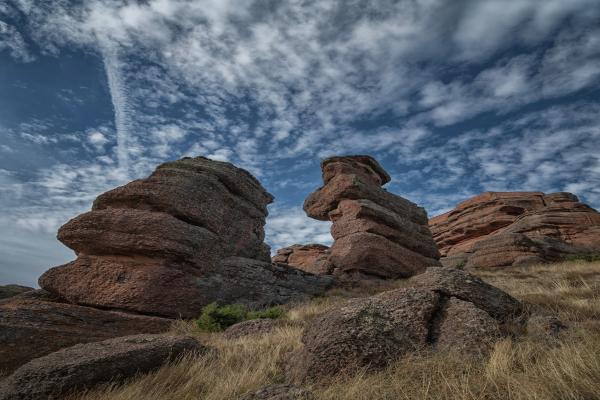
429 191 600 268
275 155 441 283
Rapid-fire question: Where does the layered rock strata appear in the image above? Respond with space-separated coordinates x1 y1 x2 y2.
39 157 332 318
429 191 600 268
299 155 440 280
272 244 332 275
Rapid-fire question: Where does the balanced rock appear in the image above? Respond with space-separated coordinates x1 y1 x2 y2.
0 297 171 374
272 244 332 275
289 268 522 382
429 191 600 268
0 334 205 400
300 155 440 281
39 157 332 318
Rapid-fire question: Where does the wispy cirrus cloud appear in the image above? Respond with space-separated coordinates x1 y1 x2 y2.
1 0 600 286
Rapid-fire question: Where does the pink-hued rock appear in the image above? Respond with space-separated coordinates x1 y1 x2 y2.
272 244 332 275
300 155 440 282
429 191 600 268
39 156 332 318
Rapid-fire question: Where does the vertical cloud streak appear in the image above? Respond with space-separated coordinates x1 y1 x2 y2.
101 43 130 175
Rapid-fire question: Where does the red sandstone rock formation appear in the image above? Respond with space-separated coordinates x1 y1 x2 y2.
429 191 600 268
272 244 332 275
294 155 440 281
39 157 332 318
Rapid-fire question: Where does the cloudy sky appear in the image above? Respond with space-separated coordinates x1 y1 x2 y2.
1 0 600 286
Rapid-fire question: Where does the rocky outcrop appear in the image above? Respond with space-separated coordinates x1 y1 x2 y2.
39 157 332 318
0 285 33 300
297 155 440 281
288 268 523 382
429 191 600 268
0 334 205 400
0 297 172 374
272 244 332 275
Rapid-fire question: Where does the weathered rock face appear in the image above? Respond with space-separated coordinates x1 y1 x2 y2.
39 157 332 318
297 155 440 281
0 334 205 400
272 244 332 275
289 268 523 382
0 297 172 374
429 191 600 268
0 285 33 300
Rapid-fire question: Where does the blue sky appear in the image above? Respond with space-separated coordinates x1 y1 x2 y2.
1 0 600 286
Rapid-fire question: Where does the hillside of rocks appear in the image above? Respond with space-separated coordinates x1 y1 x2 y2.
429 191 600 268
0 154 589 399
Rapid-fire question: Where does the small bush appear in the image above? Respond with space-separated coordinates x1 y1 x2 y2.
455 261 466 269
247 306 285 320
196 303 285 332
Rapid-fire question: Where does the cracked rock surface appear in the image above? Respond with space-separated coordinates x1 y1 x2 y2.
288 268 523 382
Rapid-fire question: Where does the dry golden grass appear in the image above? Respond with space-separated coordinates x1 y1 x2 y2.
76 260 600 400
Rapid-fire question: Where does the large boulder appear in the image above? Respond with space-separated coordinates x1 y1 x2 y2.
39 157 332 318
272 244 332 275
429 191 600 268
0 334 205 400
289 268 523 382
0 297 171 374
297 155 440 281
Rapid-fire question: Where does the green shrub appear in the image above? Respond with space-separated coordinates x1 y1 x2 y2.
247 306 285 320
196 303 285 332
454 261 466 269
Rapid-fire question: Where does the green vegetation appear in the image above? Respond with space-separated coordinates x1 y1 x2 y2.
196 303 285 332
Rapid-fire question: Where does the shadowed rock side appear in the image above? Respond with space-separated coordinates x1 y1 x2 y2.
0 295 172 374
288 268 523 383
0 285 33 300
293 155 440 281
39 157 332 318
0 334 205 400
429 191 600 268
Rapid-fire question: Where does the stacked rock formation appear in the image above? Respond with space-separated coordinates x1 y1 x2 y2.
39 156 331 319
299 155 441 281
429 191 600 268
272 244 332 275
